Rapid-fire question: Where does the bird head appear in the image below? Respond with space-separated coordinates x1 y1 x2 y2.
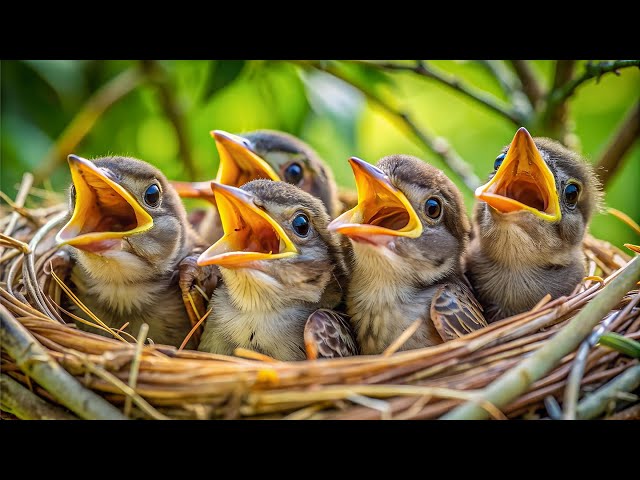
171 129 340 218
473 127 602 262
329 155 470 283
56 155 190 276
196 179 347 307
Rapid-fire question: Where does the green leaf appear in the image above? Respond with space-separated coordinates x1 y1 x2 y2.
202 61 246 101
598 332 640 358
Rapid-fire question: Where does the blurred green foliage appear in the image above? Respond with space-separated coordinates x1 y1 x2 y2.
1 60 639 248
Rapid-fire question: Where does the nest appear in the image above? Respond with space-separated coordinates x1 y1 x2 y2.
1 180 639 420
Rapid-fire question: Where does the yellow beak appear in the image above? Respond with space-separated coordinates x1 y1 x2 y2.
328 157 423 242
56 155 153 250
197 182 298 268
475 127 561 222
170 180 219 205
213 130 281 186
169 130 281 204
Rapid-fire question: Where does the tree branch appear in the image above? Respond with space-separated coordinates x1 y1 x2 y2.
576 364 640 420
548 60 640 108
543 60 577 141
1 373 77 420
0 303 127 420
596 102 640 188
352 60 524 125
441 255 640 420
295 61 481 192
510 60 545 108
476 60 520 99
34 67 145 184
140 60 197 180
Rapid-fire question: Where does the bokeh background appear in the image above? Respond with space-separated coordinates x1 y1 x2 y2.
2 60 639 247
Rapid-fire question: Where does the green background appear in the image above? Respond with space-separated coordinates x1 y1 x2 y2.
2 60 639 248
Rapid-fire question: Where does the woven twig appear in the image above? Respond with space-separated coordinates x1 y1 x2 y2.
0 202 638 420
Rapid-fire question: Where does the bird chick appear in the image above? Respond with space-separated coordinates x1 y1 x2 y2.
466 127 603 322
172 129 341 244
196 180 355 361
55 155 204 348
329 155 487 355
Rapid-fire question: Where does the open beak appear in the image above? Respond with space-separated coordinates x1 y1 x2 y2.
213 130 281 186
197 182 298 268
475 127 561 222
56 155 153 251
328 157 423 243
169 131 281 205
170 180 219 205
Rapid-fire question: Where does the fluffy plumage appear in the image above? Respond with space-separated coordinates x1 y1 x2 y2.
466 137 603 322
197 180 350 361
333 155 484 355
61 156 203 348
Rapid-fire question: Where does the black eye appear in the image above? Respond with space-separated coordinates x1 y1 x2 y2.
284 163 304 185
425 198 442 219
563 183 580 208
144 184 161 207
494 152 506 171
291 213 310 237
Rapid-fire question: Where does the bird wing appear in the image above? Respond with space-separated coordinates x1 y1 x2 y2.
430 282 488 342
304 309 359 359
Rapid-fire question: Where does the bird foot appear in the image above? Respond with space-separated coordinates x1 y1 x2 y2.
178 254 219 346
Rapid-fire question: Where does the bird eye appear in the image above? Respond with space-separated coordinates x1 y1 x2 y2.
563 183 580 209
494 152 506 171
291 213 310 237
144 184 161 207
425 198 442 219
284 162 304 185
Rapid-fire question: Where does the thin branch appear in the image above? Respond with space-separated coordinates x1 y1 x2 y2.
596 102 640 187
124 323 148 417
476 60 520 99
563 307 621 419
295 61 481 192
576 364 640 420
34 67 145 184
442 255 640 420
0 173 33 259
543 60 577 140
548 60 640 108
510 60 545 108
605 403 640 420
0 373 77 420
0 303 128 420
140 60 197 180
352 60 523 125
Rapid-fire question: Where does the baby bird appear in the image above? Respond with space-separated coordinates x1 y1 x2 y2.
172 129 341 244
55 155 204 348
329 155 487 355
196 180 356 361
466 127 603 322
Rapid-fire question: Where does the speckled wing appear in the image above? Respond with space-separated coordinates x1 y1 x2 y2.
430 282 488 342
304 309 359 359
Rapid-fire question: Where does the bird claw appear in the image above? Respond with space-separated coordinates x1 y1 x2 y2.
178 254 219 346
